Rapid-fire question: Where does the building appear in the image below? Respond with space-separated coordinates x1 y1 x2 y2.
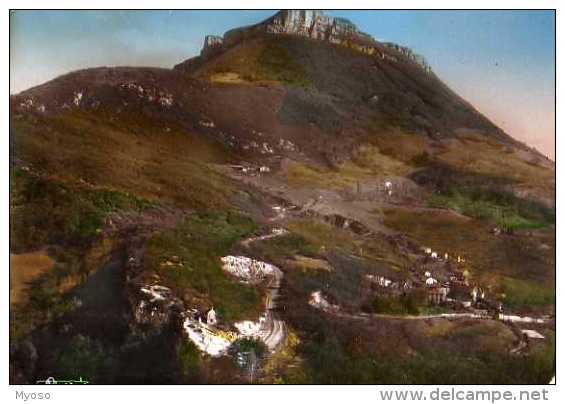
428 286 449 305
207 307 217 326
425 277 438 286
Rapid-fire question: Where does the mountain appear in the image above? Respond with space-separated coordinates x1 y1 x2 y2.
10 10 555 385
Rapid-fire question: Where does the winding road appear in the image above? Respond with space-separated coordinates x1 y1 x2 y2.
239 229 288 352
336 311 549 323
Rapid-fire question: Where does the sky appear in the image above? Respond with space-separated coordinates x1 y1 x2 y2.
9 10 555 158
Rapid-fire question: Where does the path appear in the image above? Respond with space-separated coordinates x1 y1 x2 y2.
327 307 549 324
239 228 288 352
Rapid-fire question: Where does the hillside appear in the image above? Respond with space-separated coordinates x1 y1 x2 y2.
10 10 554 384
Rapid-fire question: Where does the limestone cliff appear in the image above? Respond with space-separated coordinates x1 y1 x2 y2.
261 10 366 44
382 42 432 73
178 10 433 74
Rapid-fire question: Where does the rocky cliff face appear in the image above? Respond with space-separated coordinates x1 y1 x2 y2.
382 42 432 73
201 35 224 57
262 10 363 44
190 10 433 74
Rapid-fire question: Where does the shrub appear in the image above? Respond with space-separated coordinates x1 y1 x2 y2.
369 291 424 315
428 185 554 231
146 212 262 322
177 340 201 379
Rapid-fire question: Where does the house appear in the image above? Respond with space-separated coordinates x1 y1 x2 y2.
425 277 438 286
473 309 490 318
448 270 466 284
427 286 449 305
207 307 217 326
366 274 393 288
471 286 485 303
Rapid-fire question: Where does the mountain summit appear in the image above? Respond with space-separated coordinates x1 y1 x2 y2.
183 10 431 72
12 10 554 203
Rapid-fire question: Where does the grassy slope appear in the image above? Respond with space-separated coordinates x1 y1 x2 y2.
384 208 554 311
10 167 152 252
11 109 233 211
10 167 150 336
195 36 312 88
144 212 263 323
437 132 555 202
428 187 554 231
9 108 240 350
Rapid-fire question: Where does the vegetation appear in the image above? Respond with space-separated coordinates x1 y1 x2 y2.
207 37 311 87
384 208 554 311
10 168 152 251
10 251 55 305
252 219 412 313
230 337 268 363
261 329 308 384
428 186 555 232
145 212 262 323
12 110 233 211
366 129 428 164
437 132 554 201
55 334 108 383
297 320 554 384
286 157 408 189
257 40 311 87
364 291 425 315
177 340 201 380
499 277 555 310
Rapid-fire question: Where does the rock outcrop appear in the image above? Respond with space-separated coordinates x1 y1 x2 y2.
188 10 433 74
201 35 223 57
382 42 432 73
221 10 375 48
260 10 369 45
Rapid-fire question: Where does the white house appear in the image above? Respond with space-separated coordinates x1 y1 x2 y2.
207 308 217 326
384 181 393 196
425 277 438 286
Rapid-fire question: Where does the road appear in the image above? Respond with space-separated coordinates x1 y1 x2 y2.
322 306 549 324
241 229 287 248
240 230 287 352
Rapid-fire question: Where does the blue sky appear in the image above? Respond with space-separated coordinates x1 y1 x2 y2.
9 10 555 157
